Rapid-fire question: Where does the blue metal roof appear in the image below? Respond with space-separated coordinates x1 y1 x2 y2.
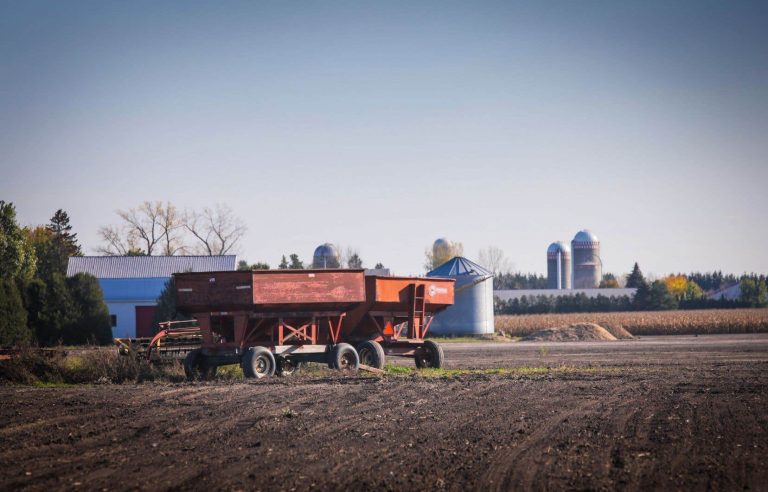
426 256 493 277
66 255 237 279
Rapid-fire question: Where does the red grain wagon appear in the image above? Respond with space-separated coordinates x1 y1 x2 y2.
173 269 454 379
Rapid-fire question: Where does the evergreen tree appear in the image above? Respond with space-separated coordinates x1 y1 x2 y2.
36 273 77 346
288 254 304 269
374 262 385 269
278 255 289 269
633 279 651 310
626 262 646 288
0 278 31 346
64 273 112 345
46 209 82 276
739 278 768 307
347 253 363 269
152 277 193 332
23 278 48 344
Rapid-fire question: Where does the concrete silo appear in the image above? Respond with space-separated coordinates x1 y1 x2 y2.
571 230 601 288
312 243 341 269
547 241 571 289
426 257 494 336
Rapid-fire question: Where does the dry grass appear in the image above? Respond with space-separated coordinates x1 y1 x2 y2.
0 347 186 385
495 309 768 337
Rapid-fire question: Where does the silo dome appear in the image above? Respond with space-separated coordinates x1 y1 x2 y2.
433 237 451 252
573 230 599 243
312 243 341 269
547 241 571 255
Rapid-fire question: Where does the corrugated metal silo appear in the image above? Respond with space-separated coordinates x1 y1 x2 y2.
571 230 601 288
426 257 494 336
312 243 341 269
546 241 571 289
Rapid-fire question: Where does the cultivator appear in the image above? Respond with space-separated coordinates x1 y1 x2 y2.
114 321 202 362
172 269 455 380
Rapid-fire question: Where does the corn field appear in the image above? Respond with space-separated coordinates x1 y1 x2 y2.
495 309 768 337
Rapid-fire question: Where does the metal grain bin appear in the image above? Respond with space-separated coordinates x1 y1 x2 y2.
426 257 494 336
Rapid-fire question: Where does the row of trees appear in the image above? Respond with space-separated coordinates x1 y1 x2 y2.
237 253 384 271
98 201 246 256
0 202 112 346
496 263 767 315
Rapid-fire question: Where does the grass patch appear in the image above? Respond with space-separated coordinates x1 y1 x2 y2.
383 364 413 375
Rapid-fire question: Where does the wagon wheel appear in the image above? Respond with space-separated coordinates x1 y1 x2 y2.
415 340 444 369
329 343 359 371
276 358 302 377
242 347 276 379
357 340 386 369
184 349 203 381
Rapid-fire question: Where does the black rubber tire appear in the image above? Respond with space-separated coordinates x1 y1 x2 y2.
184 349 202 380
242 347 276 379
415 340 444 369
329 343 359 371
357 340 385 369
276 357 302 377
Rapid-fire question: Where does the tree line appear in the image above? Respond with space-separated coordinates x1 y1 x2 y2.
0 202 112 346
496 262 767 315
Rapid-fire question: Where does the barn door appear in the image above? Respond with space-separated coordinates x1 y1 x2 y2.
135 306 157 338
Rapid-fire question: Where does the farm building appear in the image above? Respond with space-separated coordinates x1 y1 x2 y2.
66 255 237 338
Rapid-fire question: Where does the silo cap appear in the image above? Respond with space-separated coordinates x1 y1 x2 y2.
547 241 571 254
573 230 599 243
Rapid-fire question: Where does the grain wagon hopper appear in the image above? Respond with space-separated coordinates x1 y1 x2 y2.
173 269 454 379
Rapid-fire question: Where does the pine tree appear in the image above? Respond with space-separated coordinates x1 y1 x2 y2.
0 278 31 346
65 273 112 345
347 253 363 269
278 255 289 269
288 254 304 269
626 262 646 288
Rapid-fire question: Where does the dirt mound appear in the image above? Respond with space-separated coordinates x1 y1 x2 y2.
601 323 635 339
521 323 617 342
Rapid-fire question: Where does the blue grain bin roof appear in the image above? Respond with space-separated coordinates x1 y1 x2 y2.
66 255 237 279
426 256 492 277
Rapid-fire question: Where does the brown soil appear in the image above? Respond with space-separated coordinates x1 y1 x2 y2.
1 334 767 491
521 322 617 342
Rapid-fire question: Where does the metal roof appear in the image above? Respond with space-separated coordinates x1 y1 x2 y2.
573 229 599 243
66 255 237 279
427 256 493 277
547 241 570 254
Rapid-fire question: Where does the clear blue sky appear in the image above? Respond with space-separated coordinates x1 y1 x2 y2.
2 0 767 276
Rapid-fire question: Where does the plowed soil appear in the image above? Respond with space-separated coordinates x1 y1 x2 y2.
2 334 767 491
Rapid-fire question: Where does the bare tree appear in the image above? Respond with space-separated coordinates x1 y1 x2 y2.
97 224 136 255
183 203 246 256
478 246 511 275
157 203 185 255
98 201 245 256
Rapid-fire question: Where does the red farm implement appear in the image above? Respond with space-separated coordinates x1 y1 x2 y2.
172 269 454 380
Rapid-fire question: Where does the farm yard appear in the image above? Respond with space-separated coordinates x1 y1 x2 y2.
1 333 767 491
495 308 768 337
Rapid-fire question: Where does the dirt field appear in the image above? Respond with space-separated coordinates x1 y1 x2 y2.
2 334 767 491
